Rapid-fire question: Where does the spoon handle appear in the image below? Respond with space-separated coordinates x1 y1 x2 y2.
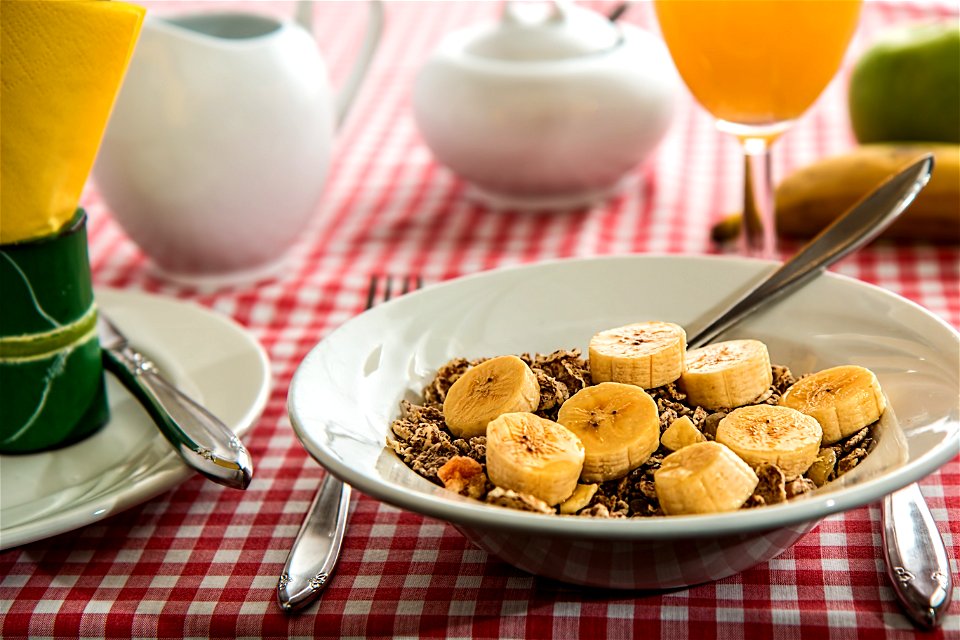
882 483 953 629
684 153 950 630
687 154 933 349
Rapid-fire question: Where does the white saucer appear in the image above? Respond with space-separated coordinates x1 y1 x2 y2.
0 288 271 550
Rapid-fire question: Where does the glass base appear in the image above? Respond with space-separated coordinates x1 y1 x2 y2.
710 122 784 259
716 119 795 143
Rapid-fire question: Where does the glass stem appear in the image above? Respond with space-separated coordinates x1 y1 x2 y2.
741 137 777 259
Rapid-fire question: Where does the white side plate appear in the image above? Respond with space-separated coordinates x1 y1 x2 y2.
0 288 270 550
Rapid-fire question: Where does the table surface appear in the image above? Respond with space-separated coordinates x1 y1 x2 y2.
2 1 958 638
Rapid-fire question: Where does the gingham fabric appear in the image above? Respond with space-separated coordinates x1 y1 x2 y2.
2 1 958 638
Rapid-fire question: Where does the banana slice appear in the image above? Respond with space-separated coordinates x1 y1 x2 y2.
443 355 540 438
485 412 585 506
779 365 886 445
680 339 773 410
654 441 759 515
660 415 706 451
805 448 837 487
715 405 823 479
589 321 686 389
556 382 660 482
558 483 599 514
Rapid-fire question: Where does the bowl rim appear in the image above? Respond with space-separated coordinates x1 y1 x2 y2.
289 254 960 540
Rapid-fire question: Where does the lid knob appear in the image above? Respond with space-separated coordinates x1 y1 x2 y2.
465 0 621 62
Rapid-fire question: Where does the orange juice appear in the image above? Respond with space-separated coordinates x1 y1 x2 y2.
654 0 861 129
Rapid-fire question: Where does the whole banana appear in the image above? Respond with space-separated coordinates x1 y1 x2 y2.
712 143 960 243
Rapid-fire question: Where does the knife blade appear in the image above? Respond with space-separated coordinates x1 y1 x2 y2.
98 312 253 490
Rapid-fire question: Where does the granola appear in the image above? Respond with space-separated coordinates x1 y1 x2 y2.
389 352 877 518
746 463 787 507
438 456 488 500
388 400 486 482
485 487 554 514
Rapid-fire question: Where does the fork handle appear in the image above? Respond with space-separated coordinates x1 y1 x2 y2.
881 482 953 629
277 474 351 612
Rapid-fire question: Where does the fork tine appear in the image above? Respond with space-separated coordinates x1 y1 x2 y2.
383 275 394 303
365 275 379 311
366 274 422 311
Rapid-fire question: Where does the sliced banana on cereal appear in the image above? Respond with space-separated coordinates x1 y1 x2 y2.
715 405 823 479
654 441 759 515
557 381 661 482
779 364 885 445
589 321 686 389
443 355 540 438
485 412 584 506
558 483 599 515
660 415 706 452
679 339 773 410
805 448 838 487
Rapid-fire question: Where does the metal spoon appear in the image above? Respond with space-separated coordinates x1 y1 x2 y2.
686 154 951 629
686 155 932 346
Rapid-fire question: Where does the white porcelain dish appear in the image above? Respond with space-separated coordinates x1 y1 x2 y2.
0 288 270 550
412 2 677 210
288 256 959 588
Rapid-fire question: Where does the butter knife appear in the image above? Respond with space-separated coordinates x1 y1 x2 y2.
98 314 254 490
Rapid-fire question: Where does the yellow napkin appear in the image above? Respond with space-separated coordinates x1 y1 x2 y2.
1 0 145 244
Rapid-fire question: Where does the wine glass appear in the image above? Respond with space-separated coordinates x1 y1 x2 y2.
654 0 862 257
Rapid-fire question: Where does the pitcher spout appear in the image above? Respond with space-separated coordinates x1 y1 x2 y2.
146 11 285 45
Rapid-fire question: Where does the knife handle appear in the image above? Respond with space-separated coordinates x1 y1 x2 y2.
103 348 254 490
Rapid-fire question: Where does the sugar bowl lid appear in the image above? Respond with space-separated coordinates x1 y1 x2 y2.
463 1 622 62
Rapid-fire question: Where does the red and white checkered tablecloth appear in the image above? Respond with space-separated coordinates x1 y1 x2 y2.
2 1 958 638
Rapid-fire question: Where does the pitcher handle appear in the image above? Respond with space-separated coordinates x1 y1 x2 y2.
295 0 384 130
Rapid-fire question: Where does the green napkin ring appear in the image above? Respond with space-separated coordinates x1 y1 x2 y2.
0 210 109 453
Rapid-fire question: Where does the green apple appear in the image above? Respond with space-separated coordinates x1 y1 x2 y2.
849 22 959 143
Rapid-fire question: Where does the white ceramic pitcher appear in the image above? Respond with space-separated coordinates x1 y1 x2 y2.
94 1 383 286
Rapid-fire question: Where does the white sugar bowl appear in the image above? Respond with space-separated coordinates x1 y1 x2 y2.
412 1 677 210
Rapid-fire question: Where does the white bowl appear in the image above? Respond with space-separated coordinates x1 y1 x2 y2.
288 256 959 589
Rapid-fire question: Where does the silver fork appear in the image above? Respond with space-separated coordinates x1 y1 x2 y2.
277 274 422 613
